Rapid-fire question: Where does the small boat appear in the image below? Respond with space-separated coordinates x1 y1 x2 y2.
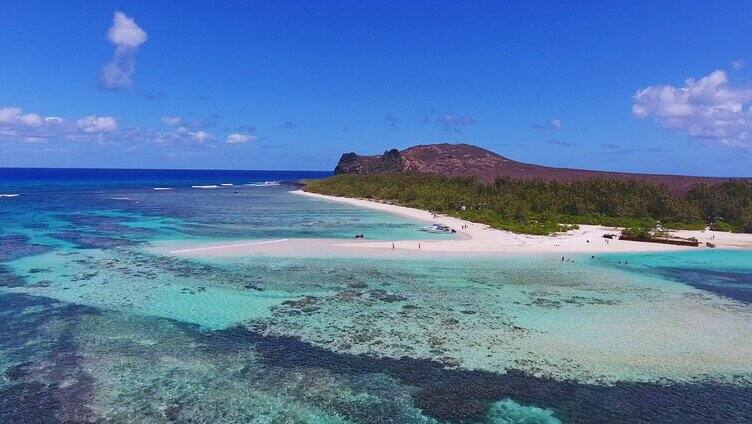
420 223 453 233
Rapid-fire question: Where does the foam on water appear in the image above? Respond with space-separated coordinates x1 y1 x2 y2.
247 180 280 186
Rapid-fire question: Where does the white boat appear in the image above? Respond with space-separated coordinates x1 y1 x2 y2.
420 223 453 233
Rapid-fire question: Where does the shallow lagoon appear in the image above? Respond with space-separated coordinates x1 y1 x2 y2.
1 170 752 423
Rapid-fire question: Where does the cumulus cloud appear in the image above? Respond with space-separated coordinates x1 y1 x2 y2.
1 106 257 148
155 115 223 144
226 133 256 144
0 106 118 143
107 12 147 48
76 116 119 133
100 12 147 90
633 70 752 148
161 116 182 126
423 112 478 133
0 107 46 129
439 113 477 128
532 118 563 131
190 130 213 143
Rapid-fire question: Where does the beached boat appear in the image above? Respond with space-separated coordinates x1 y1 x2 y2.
420 223 453 233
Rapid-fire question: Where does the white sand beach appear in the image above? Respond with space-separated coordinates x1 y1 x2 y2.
159 189 752 258
293 190 752 250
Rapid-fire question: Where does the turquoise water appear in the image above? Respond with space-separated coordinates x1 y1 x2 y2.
2 169 752 423
590 250 752 303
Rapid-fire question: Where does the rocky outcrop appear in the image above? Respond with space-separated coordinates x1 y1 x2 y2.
332 143 733 194
334 149 405 175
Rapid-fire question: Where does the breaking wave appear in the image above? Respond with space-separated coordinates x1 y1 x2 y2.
247 181 280 187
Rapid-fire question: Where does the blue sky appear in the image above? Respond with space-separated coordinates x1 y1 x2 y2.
1 1 751 175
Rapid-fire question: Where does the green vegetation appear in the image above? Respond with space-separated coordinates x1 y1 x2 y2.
686 181 752 233
305 174 752 235
619 227 655 240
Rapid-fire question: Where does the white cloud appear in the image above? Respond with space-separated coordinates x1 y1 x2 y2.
0 107 22 124
147 116 227 145
633 70 752 148
107 11 148 48
100 58 136 89
423 112 478 133
0 107 48 128
439 113 477 128
100 12 147 90
143 125 217 146
19 113 43 127
190 130 212 143
76 116 119 133
731 59 746 71
533 118 563 131
226 133 256 144
0 106 256 149
161 116 182 126
0 106 120 143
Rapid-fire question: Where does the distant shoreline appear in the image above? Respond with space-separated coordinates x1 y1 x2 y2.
292 190 752 254
159 190 752 259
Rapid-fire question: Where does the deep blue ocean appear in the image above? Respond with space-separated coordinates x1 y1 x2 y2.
1 168 751 423
0 167 331 189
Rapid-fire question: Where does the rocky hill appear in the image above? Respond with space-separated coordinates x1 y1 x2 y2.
333 143 732 194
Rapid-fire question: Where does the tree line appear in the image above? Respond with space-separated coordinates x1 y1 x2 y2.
304 174 752 235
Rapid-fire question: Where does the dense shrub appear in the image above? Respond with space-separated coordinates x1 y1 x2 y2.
305 174 752 235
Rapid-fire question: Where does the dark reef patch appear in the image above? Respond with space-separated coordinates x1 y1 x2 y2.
0 265 26 287
193 325 752 424
0 235 53 262
652 267 752 304
48 231 141 249
0 293 98 423
58 213 155 238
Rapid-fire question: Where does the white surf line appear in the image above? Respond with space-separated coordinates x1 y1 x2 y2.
169 239 289 254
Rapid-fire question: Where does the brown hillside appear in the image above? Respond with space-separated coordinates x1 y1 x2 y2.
333 143 735 194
